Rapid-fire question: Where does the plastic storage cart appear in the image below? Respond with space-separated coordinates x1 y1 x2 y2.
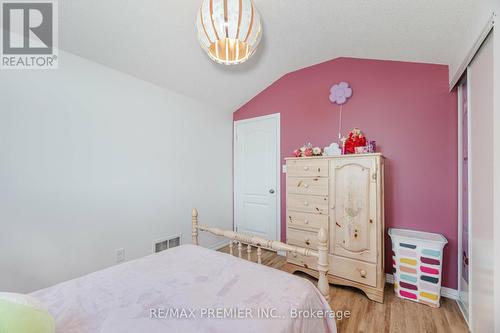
388 228 448 307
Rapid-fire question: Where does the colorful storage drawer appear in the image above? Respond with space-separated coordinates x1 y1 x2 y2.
388 228 448 308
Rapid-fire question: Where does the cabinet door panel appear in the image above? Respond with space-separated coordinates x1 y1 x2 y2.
330 157 377 263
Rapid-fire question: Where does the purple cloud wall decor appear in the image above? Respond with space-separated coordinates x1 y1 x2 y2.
329 82 353 105
329 82 353 141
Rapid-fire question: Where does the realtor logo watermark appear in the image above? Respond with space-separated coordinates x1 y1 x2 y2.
1 0 58 69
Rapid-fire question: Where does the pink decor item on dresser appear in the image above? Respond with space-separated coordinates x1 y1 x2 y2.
233 57 458 289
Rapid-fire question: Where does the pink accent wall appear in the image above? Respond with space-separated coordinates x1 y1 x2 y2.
234 57 458 289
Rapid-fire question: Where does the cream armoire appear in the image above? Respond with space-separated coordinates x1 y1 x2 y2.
284 154 385 302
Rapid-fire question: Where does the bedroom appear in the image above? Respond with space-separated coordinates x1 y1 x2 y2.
0 0 499 332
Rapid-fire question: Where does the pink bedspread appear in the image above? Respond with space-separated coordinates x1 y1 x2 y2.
31 244 336 333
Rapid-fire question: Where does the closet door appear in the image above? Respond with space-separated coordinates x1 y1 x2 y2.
330 156 377 263
468 32 494 333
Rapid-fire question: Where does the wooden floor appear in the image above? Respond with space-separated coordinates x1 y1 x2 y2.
218 246 469 333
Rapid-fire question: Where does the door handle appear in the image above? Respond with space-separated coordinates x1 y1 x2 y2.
269 189 275 194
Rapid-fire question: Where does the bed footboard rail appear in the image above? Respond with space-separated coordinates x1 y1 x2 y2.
191 208 330 301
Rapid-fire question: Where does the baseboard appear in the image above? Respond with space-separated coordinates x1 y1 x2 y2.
209 240 229 251
440 287 459 300
385 274 458 300
456 298 470 327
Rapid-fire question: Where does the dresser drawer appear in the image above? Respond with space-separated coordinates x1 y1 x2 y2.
287 194 328 215
287 253 378 288
287 252 318 270
286 159 329 178
287 177 328 196
330 255 377 287
287 228 319 250
287 211 328 232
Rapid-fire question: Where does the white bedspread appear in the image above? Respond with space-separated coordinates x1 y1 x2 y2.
31 245 336 333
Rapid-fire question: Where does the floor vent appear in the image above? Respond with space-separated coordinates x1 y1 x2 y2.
153 234 181 253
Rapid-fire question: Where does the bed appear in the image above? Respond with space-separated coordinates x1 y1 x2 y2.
30 209 336 333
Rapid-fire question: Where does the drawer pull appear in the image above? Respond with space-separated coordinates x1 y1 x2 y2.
360 270 367 278
304 238 310 246
304 219 309 224
303 166 309 171
304 201 309 206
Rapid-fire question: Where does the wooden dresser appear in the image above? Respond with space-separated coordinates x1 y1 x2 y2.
283 154 385 302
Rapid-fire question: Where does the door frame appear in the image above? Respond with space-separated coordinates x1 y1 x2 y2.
233 113 281 241
457 70 472 326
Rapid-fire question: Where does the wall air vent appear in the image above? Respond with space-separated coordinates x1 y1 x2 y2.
153 234 182 253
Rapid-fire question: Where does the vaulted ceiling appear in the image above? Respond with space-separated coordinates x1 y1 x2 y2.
60 0 478 112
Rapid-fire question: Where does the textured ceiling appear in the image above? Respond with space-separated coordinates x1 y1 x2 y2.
60 0 477 112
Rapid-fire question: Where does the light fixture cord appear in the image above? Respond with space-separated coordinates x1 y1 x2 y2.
338 104 343 140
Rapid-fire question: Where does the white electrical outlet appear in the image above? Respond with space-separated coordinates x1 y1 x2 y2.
116 248 125 263
282 164 287 173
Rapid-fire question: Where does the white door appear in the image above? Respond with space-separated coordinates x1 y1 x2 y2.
234 114 280 240
468 32 494 333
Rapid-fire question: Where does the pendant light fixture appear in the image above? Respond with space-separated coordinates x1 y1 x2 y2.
196 0 262 65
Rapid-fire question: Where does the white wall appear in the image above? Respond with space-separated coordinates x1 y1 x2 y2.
0 51 233 293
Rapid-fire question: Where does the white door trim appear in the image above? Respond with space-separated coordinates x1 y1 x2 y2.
457 78 472 325
233 113 281 241
457 77 463 305
466 66 473 329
